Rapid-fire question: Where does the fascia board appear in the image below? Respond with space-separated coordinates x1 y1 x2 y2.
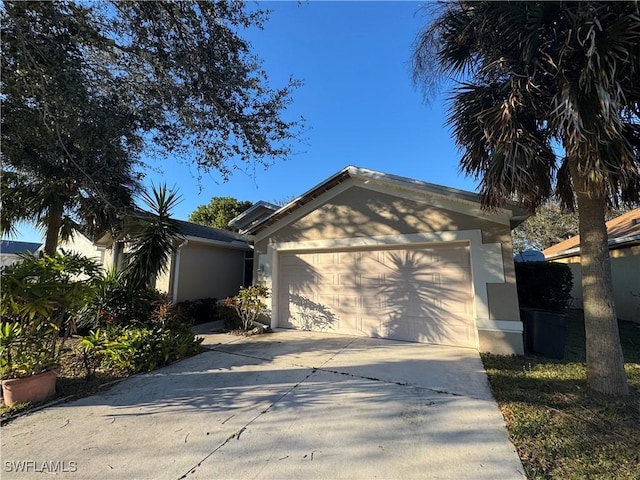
183 235 251 250
229 201 278 228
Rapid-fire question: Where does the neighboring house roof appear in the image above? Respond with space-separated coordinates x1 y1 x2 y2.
0 240 43 255
173 219 249 248
228 201 279 233
543 208 640 260
94 213 249 250
247 165 530 234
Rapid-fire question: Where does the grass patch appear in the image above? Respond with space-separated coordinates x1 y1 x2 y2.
482 310 640 480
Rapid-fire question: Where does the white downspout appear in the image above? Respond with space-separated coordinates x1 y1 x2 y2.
171 239 188 304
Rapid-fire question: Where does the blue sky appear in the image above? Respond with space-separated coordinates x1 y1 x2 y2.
13 1 479 243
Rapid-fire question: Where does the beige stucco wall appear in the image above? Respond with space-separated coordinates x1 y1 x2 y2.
58 232 104 267
254 183 523 353
0 253 21 268
175 242 246 302
154 259 172 295
556 246 640 323
259 186 507 245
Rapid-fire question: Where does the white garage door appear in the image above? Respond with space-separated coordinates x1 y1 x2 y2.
277 245 476 348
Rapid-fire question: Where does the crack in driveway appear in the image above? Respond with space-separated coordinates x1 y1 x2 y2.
178 339 359 479
178 338 487 479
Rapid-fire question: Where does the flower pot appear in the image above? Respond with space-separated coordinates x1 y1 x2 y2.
1 370 57 406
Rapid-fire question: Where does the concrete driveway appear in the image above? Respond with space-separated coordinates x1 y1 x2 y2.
1 327 525 480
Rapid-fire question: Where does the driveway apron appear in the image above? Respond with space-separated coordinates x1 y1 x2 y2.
1 329 525 480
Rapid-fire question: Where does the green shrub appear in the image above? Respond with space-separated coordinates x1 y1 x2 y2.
78 323 203 375
0 322 58 379
221 298 243 330
0 252 101 379
78 268 161 329
515 261 573 312
76 328 111 379
225 285 270 331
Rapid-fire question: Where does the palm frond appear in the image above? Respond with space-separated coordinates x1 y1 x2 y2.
123 184 183 290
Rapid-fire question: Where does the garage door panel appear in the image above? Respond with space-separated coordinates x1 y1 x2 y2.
374 313 473 345
286 292 338 331
278 245 475 348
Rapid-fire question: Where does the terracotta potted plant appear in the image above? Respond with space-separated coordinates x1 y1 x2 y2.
0 322 59 405
1 252 100 406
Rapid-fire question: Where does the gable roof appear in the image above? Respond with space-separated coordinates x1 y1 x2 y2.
247 166 529 235
0 240 43 255
228 201 279 233
543 208 640 260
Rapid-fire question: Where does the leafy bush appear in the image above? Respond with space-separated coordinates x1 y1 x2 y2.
221 298 242 330
0 322 58 379
225 285 270 331
78 268 162 329
515 261 573 313
76 328 111 380
150 293 184 328
78 323 203 376
0 252 100 379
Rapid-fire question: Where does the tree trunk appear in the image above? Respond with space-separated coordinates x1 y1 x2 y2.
43 203 63 256
570 163 629 396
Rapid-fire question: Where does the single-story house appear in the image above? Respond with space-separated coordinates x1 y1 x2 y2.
246 166 529 355
58 219 251 303
0 240 43 267
543 208 640 323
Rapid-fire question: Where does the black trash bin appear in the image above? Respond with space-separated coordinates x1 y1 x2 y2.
520 308 568 359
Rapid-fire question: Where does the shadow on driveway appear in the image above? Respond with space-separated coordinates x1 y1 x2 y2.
0 330 525 480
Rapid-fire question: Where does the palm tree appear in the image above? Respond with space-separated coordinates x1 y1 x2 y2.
123 184 184 291
414 1 640 396
1 144 140 256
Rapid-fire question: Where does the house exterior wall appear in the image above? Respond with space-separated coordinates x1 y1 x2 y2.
254 183 523 354
555 246 640 323
58 232 104 266
154 258 172 295
174 241 247 302
0 253 21 268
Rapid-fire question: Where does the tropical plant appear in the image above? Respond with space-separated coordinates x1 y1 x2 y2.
76 329 111 380
150 293 184 328
122 184 184 291
77 267 159 329
0 252 101 379
0 322 58 379
226 285 271 331
80 324 203 375
413 1 640 395
188 197 253 231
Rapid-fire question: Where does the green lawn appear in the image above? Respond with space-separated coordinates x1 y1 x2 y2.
482 311 640 480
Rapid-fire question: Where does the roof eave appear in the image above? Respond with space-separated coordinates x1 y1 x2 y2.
545 234 640 260
247 165 531 235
